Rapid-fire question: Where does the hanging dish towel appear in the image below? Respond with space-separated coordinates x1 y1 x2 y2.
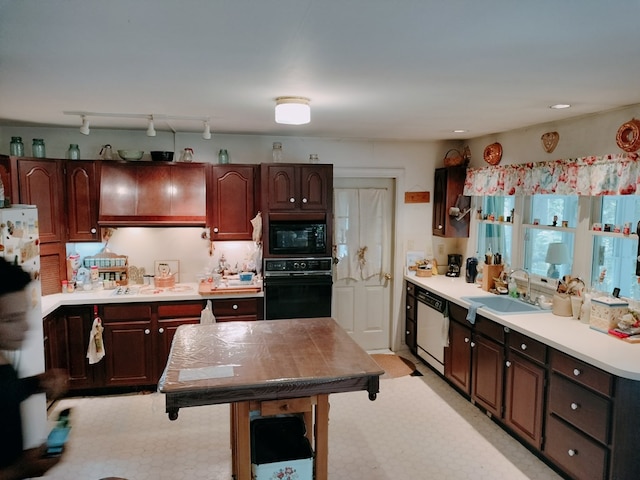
250 211 263 243
86 317 105 364
200 299 216 324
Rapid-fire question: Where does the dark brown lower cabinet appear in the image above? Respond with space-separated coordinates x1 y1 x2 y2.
444 304 472 396
46 298 263 393
471 333 504 417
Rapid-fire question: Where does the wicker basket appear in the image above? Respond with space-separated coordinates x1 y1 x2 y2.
443 149 466 167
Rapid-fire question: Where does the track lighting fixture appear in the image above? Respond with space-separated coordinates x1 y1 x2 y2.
79 115 90 135
146 116 156 137
275 97 311 125
65 111 213 137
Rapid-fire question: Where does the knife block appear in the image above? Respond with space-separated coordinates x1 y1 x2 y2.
482 264 504 291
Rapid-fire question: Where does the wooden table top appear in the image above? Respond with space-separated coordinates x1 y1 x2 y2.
158 318 384 410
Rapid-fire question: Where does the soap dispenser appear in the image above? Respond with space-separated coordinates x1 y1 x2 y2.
508 275 518 298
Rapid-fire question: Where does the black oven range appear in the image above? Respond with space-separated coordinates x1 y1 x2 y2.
263 257 333 320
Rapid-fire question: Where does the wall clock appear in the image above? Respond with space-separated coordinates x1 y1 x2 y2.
616 118 640 153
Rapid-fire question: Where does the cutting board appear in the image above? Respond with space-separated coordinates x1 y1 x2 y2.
198 283 261 295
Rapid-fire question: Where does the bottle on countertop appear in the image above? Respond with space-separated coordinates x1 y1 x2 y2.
465 254 478 283
485 245 493 265
508 275 518 298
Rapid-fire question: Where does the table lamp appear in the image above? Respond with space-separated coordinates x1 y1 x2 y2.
545 242 570 279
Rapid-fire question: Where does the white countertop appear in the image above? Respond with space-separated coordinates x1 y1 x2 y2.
41 282 263 317
405 273 640 381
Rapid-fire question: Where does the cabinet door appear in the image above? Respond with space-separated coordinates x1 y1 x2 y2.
299 165 331 211
504 352 545 449
264 164 298 210
99 163 137 217
209 165 256 240
472 334 504 417
17 159 65 244
101 304 155 387
66 161 99 241
405 283 417 353
432 167 469 238
444 319 472 395
155 302 202 380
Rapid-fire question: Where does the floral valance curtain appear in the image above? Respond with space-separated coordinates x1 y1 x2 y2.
463 153 640 196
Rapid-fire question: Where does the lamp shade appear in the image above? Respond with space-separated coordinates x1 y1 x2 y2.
275 97 310 125
545 242 570 265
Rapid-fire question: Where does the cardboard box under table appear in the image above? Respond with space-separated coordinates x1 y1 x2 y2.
157 318 384 480
590 296 629 333
251 416 313 480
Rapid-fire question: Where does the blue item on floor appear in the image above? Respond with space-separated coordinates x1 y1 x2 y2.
466 301 484 324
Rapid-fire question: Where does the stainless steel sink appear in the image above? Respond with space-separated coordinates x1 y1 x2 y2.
461 295 541 314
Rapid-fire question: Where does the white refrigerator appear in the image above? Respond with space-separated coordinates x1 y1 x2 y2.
0 205 47 448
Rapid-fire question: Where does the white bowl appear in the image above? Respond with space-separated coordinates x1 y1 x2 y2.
117 149 144 161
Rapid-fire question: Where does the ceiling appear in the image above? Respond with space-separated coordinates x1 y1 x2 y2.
1 0 640 141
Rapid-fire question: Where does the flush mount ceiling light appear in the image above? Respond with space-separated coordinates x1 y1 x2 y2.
146 116 156 137
79 115 90 135
275 97 311 125
202 120 211 140
550 104 571 109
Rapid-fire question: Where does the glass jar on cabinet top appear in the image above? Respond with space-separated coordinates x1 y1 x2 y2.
218 149 229 164
272 142 283 163
67 144 80 160
31 138 46 158
10 136 24 156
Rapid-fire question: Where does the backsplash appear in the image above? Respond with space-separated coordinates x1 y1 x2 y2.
66 227 261 284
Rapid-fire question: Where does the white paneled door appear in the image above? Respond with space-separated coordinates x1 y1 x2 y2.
333 178 394 350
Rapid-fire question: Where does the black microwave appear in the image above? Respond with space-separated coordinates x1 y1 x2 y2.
269 220 327 255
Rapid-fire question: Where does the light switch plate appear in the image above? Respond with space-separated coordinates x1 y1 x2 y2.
154 260 180 282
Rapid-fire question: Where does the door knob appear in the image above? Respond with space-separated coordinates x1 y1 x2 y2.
384 273 392 280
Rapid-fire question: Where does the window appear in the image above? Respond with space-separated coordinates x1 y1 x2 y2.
476 196 515 267
523 195 577 279
590 196 640 298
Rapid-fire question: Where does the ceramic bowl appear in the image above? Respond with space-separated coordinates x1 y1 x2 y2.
117 149 144 161
150 151 174 162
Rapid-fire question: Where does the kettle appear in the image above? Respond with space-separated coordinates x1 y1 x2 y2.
180 148 194 163
99 144 113 160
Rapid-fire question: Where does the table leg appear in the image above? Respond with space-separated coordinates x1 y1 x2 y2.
233 401 251 480
314 394 330 480
230 404 237 478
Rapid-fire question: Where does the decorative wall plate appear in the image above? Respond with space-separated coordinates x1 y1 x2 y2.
483 142 503 165
616 118 640 153
541 131 559 153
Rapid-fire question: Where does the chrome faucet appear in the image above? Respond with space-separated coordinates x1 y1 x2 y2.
510 268 533 304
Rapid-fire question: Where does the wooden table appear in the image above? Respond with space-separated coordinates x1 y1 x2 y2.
158 318 384 480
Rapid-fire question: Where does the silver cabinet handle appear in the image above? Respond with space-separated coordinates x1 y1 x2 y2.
302 197 308 203
521 343 527 350
144 329 150 335
568 449 577 457
407 305 411 310
232 304 238 310
570 402 579 410
158 328 164 334
573 368 582 376
213 227 219 233
505 361 512 367
289 197 296 203
406 330 410 335
90 227 97 234
464 337 470 343
470 341 475 348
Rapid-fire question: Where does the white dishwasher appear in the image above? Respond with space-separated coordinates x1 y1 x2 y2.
416 288 448 375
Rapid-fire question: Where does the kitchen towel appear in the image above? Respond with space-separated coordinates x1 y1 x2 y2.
466 302 484 325
86 317 105 364
200 300 216 324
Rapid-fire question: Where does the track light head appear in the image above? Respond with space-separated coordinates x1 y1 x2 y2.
202 120 211 140
146 116 156 137
79 115 90 135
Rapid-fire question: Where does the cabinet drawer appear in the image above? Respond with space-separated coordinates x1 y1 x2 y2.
212 298 257 316
548 373 611 444
550 349 613 396
157 302 204 319
406 282 416 296
544 414 608 480
508 330 546 364
449 302 469 325
475 316 505 344
102 304 152 321
406 295 416 321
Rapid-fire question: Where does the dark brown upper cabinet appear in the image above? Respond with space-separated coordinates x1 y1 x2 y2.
208 164 257 241
432 166 469 238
